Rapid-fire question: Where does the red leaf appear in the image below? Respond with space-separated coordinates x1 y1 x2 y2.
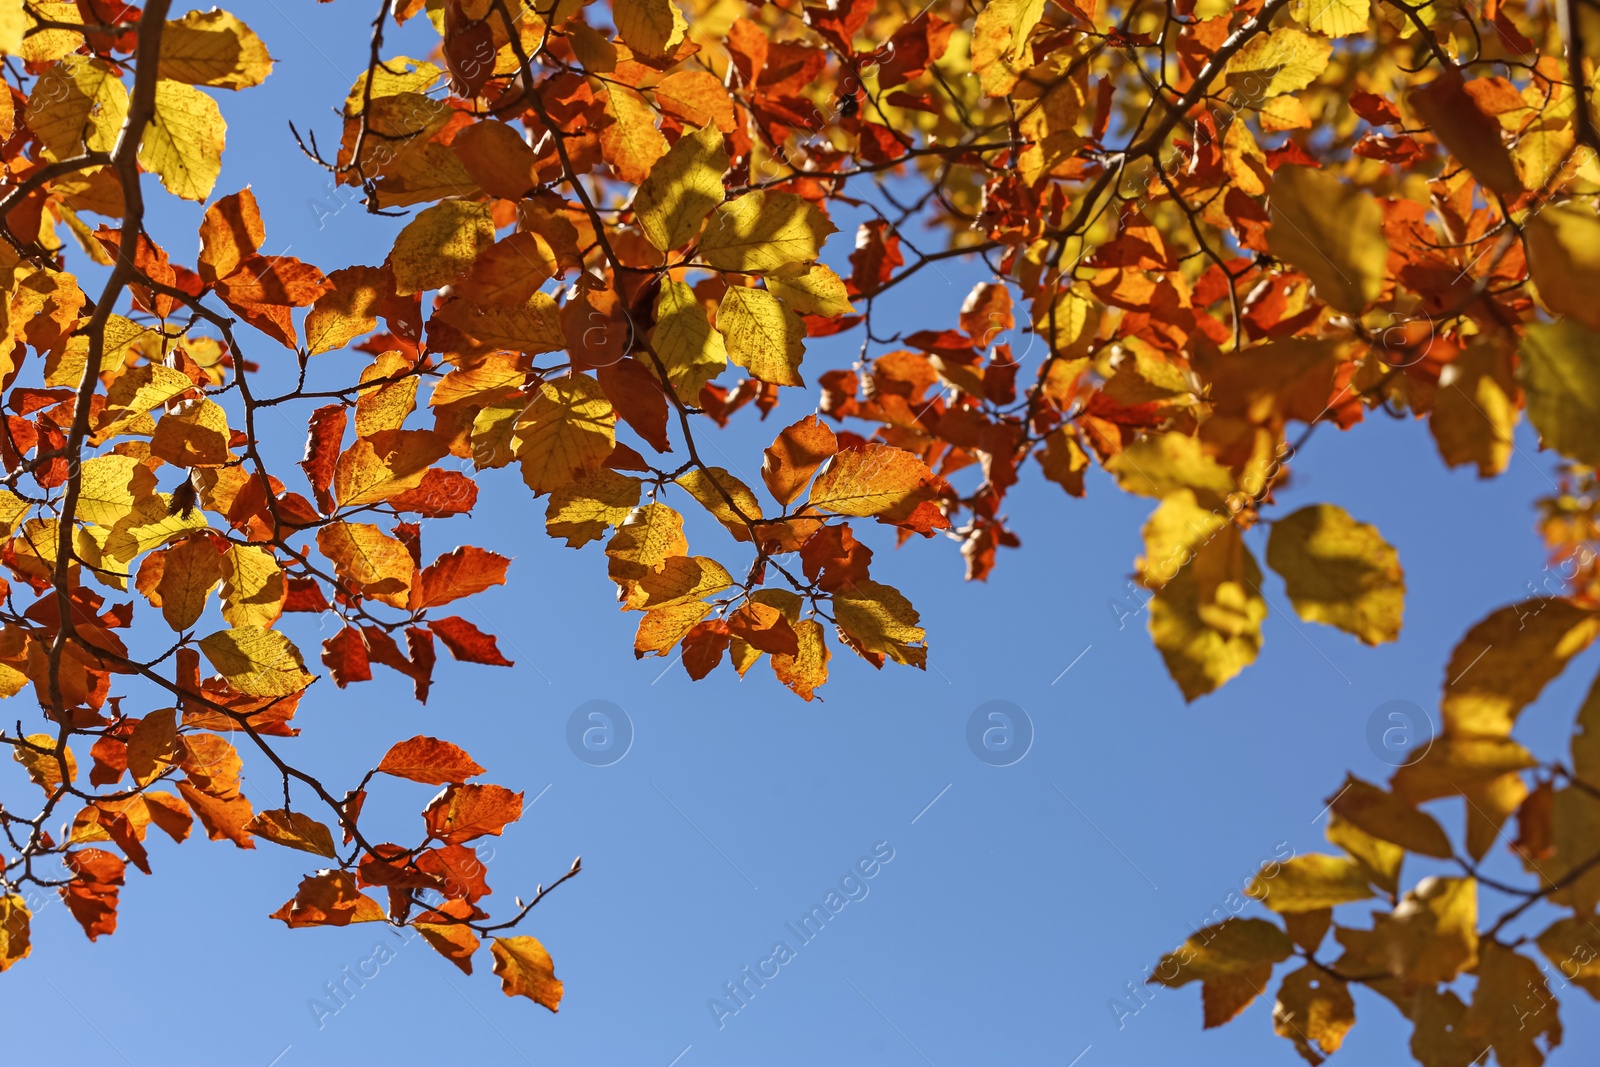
430 616 514 666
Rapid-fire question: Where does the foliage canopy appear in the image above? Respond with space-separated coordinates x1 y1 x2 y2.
0 0 1599 1060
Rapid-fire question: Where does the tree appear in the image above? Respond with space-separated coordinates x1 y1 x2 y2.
0 0 1597 1057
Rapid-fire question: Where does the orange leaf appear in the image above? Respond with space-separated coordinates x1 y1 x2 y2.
423 784 523 845
377 735 486 785
429 616 514 666
762 414 838 506
269 870 386 928
198 188 265 285
416 545 511 609
492 935 563 1011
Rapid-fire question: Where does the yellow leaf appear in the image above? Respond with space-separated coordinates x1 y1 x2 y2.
316 521 414 609
634 598 712 656
634 123 727 252
76 454 156 526
698 191 836 274
1259 95 1313 132
1140 492 1266 701
1149 917 1292 987
613 0 687 57
390 200 496 295
1548 784 1600 913
1273 965 1354 1062
650 278 727 402
1465 943 1561 1067
198 626 315 697
1439 598 1600 736
630 555 733 610
92 363 195 445
1520 319 1600 465
767 263 855 317
159 10 274 90
808 443 938 521
1222 120 1269 197
127 707 180 787
834 580 926 669
514 375 617 495
717 286 806 386
356 350 418 434
1326 812 1402 895
151 397 233 468
1379 876 1478 984
1225 28 1332 97
1267 165 1386 313
13 733 75 792
1328 775 1453 858
0 489 28 535
1247 854 1374 912
140 78 226 202
1391 734 1538 803
491 935 563 1012
102 492 209 565
545 468 643 548
0 1 22 56
607 503 688 587
246 809 338 858
305 265 386 356
0 894 30 972
1106 433 1235 506
1537 917 1600 999
220 544 285 627
970 0 1045 96
1291 0 1369 36
345 57 441 113
772 617 830 701
1266 503 1404 645
334 430 448 507
433 294 566 355
19 3 81 64
676 466 762 540
1431 338 1518 477
26 57 128 159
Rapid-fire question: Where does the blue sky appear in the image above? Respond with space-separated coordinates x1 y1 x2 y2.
3 4 1597 1065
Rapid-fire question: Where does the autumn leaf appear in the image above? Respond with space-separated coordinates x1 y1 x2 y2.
834 580 926 669
246 809 338 858
140 78 226 201
634 123 726 252
390 200 496 295
1149 918 1293 987
1267 165 1387 314
198 626 315 697
492 935 563 1011
423 784 523 845
1266 504 1404 645
377 736 486 786
1520 319 1600 466
698 191 836 274
718 286 806 387
159 10 274 90
0 894 30 972
763 414 838 506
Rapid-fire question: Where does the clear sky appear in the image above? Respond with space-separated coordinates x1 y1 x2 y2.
2 4 1597 1066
